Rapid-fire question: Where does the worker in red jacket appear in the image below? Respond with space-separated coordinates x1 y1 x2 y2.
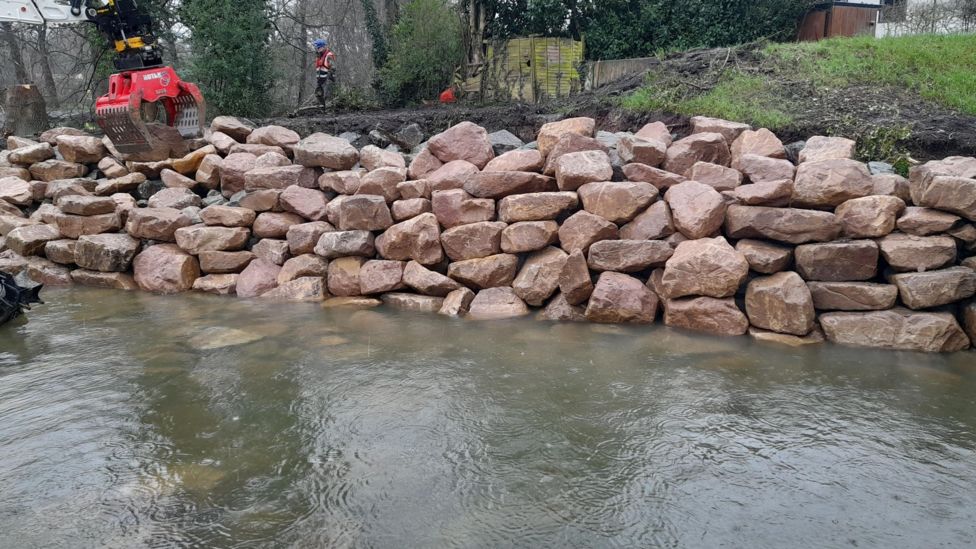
313 39 336 107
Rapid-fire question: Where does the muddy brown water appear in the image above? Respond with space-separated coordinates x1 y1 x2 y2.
2 287 976 548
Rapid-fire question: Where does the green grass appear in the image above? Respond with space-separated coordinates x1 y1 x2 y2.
623 34 976 126
622 71 793 129
767 34 976 115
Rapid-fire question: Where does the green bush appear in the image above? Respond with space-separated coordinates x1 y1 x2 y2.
378 0 464 105
181 0 275 117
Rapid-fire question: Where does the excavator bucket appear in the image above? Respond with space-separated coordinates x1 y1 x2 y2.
95 66 206 155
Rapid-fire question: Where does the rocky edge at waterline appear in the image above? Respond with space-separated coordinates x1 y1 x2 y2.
1 115 976 353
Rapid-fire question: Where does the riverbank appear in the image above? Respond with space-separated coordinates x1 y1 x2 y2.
1 114 975 352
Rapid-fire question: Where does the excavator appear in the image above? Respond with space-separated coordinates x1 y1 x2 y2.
0 0 205 154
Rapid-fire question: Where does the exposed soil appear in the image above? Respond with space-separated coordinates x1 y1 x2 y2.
267 44 976 161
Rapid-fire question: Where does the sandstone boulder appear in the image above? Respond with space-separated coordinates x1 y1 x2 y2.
70 270 138 290
689 116 750 143
148 187 201 209
375 213 444 265
617 135 667 167
133 244 200 293
578 181 658 224
29 160 86 182
319 170 362 194
890 267 976 310
74 233 139 272
464 171 555 199
427 121 494 169
794 240 878 281
327 256 366 296
1 178 37 206
587 239 673 272
872 173 912 202
5 224 60 256
896 207 961 236
278 254 329 284
261 276 328 302
9 142 54 164
728 179 793 207
247 125 300 150
408 147 443 180
878 233 956 272
192 274 238 295
126 207 193 241
461 288 528 319
200 205 256 227
438 287 476 317
426 160 480 191
54 195 115 217
252 239 291 266
500 221 559 253
737 154 795 184
44 239 77 265
792 159 873 208
402 260 462 296
798 136 856 163
687 162 743 191
199 250 255 274
558 211 618 253
661 237 748 299
735 239 793 274
279 186 330 221
725 206 841 244
835 195 905 238
512 246 568 306
440 221 506 261
555 150 613 191
622 163 687 190
219 153 258 197
820 309 970 352
731 128 786 167
430 189 494 228
53 212 121 239
359 260 406 294
584 272 658 324
396 180 431 200
745 272 815 336
359 145 406 171
619 201 675 241
314 230 375 259
537 293 587 322
236 258 282 297
537 117 595 158
497 192 578 222
325 195 394 231
665 181 726 239
174 225 249 254
663 297 749 336
253 212 304 238
484 149 544 173
211 116 255 141
447 253 519 289
56 135 106 164
559 249 593 306
807 281 898 311
664 132 731 176
391 198 432 221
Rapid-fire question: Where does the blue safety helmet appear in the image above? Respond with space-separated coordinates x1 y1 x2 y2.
313 39 327 50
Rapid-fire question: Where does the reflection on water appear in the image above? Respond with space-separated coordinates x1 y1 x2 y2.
1 288 976 548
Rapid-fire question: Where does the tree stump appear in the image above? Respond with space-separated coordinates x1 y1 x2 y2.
3 85 49 138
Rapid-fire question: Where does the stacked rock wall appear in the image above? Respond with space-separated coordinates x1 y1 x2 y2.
2 116 976 353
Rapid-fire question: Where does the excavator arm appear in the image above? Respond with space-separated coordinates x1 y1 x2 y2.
0 0 205 154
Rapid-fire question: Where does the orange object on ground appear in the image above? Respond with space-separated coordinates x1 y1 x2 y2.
439 87 456 104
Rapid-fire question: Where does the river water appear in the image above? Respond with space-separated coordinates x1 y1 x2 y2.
1 288 976 548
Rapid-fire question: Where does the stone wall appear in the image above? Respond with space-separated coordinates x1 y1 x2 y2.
1 116 975 353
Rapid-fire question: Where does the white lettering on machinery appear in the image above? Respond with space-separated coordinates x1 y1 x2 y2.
142 72 167 80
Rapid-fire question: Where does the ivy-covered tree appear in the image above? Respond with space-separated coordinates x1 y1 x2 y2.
181 0 275 116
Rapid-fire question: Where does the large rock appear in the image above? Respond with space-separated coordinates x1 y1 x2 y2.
497 192 578 222
126 207 193 241
440 221 506 261
872 173 912 202
688 161 743 191
133 244 200 293
559 249 593 305
325 195 394 231
584 272 658 324
439 287 476 317
313 230 375 259
663 133 731 176
244 165 317 191
55 195 118 216
463 171 555 199
200 205 256 227
391 198 430 222
396 180 431 200
745 272 815 336
664 181 726 239
195 154 222 189
689 116 750 143
192 274 238 295
402 260 462 297
792 159 873 208
835 195 905 238
426 160 479 191
5 224 60 256
578 181 658 224
537 293 586 322
238 189 282 212
558 211 618 253
896 207 961 236
908 156 976 218
236 258 281 297
44 239 77 265
820 309 970 352
736 239 793 274
359 145 406 171
587 239 673 272
94 173 146 196
252 238 291 265
622 163 687 190
327 256 366 296
1 177 35 206
71 270 138 290
174 225 249 254
725 206 842 244
794 240 878 282
537 117 595 158
727 179 793 207
890 268 976 310
554 150 613 191
148 187 201 209
617 135 667 167
286 221 334 255
357 167 407 203
375 213 444 265
663 297 749 336
219 152 258 197
9 142 54 164
277 254 328 284
247 125 300 149
211 116 255 141
430 189 495 229
74 233 139 272
359 260 406 294
737 154 795 184
56 135 106 164
877 233 956 272
731 128 786 167
253 212 304 238
465 287 530 320
29 159 86 182
484 149 543 173
381 293 446 313
500 221 559 253
447 254 519 289
660 237 748 299
807 281 899 311
798 136 856 163
427 122 494 169
278 186 329 221
408 147 443 180
318 170 361 194
199 250 255 274
52 212 121 239
512 246 568 306
619 201 675 241
543 133 608 178
261 276 328 302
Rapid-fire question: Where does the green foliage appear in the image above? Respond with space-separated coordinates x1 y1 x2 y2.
181 0 274 117
767 34 976 115
330 86 381 111
853 125 913 171
622 71 792 130
361 0 389 69
378 0 464 105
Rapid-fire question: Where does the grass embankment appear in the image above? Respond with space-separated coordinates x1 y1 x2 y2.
622 34 976 130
